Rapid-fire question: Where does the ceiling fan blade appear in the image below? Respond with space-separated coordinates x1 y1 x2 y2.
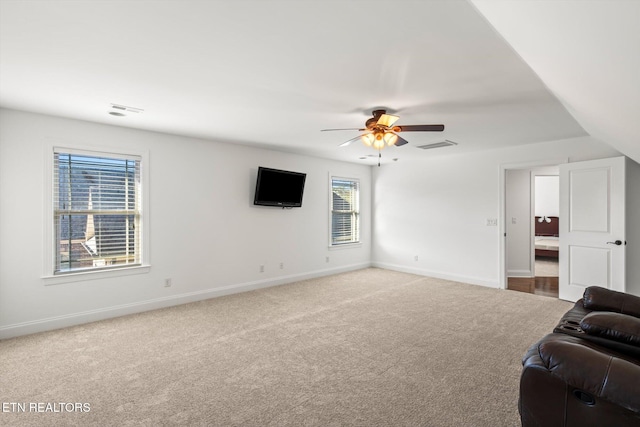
394 124 445 132
392 134 409 146
321 128 365 132
338 135 363 147
376 114 400 127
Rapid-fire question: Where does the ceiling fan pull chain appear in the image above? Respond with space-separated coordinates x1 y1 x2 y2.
378 150 381 167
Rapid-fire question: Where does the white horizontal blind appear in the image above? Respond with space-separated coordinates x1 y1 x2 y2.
53 151 142 273
331 178 360 245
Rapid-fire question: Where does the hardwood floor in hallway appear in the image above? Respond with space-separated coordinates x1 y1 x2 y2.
507 276 559 298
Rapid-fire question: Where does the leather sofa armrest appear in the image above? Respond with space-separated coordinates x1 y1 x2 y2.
533 334 640 413
583 286 640 317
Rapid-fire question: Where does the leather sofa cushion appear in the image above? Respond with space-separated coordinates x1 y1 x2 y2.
581 312 640 347
583 286 640 318
533 334 640 414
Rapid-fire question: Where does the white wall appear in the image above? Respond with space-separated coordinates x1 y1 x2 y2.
2 108 636 339
372 136 622 288
627 158 640 296
505 169 532 277
0 109 372 338
534 175 559 217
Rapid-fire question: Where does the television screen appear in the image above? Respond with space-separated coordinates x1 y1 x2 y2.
254 167 306 207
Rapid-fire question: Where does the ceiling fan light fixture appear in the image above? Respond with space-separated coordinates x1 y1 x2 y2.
372 136 386 150
361 133 375 146
373 140 385 150
326 109 446 154
366 131 385 150
383 132 398 146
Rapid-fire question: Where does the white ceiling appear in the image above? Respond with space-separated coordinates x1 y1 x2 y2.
1 1 636 166
471 0 640 164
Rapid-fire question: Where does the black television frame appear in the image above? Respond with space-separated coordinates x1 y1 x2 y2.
253 167 306 208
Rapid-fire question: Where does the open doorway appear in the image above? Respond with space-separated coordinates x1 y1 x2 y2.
532 174 559 296
504 166 559 298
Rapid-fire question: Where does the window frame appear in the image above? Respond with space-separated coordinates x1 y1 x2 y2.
329 176 361 247
43 145 150 283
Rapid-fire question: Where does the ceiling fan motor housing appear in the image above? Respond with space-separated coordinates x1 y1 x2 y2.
365 117 379 130
366 109 388 130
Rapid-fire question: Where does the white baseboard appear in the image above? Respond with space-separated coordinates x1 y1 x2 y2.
0 262 371 340
372 262 499 289
507 269 534 278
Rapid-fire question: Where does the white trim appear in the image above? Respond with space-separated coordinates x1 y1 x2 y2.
43 143 150 280
52 145 142 161
329 174 361 247
0 262 370 340
328 242 363 250
42 265 151 286
507 269 534 278
499 157 567 290
373 261 499 289
529 170 536 281
43 144 54 275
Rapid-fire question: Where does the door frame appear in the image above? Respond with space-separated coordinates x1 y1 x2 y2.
499 157 568 290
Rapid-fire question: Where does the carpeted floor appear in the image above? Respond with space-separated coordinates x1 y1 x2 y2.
535 257 559 277
0 268 572 426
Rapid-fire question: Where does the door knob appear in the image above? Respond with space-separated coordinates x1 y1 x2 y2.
606 240 623 246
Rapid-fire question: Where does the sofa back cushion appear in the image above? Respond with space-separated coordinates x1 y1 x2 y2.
581 312 640 347
583 287 640 318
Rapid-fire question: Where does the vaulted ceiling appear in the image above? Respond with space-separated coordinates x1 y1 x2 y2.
471 0 640 164
1 1 637 165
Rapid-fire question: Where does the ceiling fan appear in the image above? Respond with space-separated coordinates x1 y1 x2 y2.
321 109 445 154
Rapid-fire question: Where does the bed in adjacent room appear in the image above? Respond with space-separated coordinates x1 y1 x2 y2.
535 216 559 259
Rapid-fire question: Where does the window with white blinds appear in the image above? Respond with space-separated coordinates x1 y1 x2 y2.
331 177 360 246
53 150 142 274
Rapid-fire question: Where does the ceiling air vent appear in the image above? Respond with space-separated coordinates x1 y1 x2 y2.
416 140 458 150
110 104 144 113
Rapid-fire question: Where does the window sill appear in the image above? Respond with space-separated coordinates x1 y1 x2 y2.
329 242 362 250
42 264 151 286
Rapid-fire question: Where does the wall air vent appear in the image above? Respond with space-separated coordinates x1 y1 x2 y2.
416 140 458 150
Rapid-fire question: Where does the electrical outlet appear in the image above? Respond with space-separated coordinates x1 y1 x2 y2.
414 255 419 261
260 265 264 273
486 218 498 226
511 217 517 224
279 262 284 269
326 256 330 263
164 278 172 287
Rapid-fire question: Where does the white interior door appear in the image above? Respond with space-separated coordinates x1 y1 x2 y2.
559 156 626 301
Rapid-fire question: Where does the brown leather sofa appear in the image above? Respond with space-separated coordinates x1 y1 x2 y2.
519 286 640 427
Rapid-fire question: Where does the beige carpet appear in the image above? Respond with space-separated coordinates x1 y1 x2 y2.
0 268 572 426
535 258 559 277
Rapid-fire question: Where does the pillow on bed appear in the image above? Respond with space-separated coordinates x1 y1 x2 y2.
580 312 640 347
583 286 640 318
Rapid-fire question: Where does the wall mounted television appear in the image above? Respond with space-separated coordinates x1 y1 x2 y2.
254 167 306 208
